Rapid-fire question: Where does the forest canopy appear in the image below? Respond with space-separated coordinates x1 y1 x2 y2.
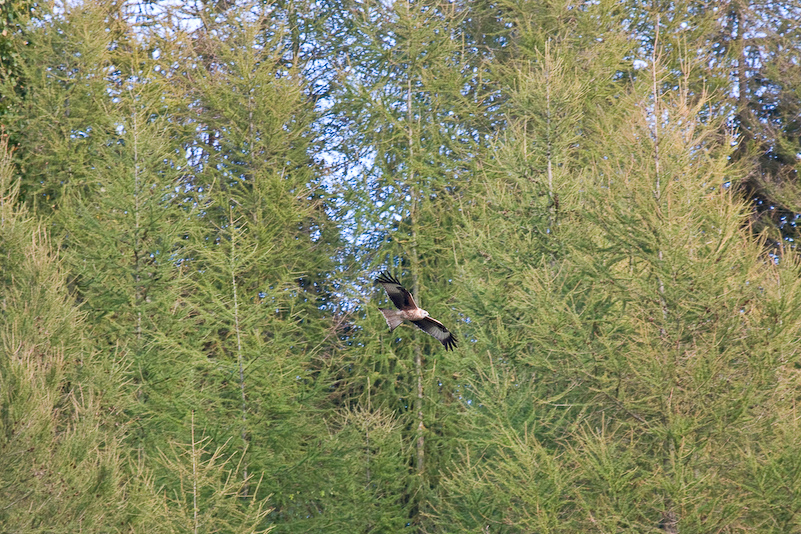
1 0 801 532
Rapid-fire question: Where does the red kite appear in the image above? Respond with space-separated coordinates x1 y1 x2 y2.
376 272 457 351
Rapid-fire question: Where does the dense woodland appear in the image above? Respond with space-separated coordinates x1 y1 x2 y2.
1 0 801 532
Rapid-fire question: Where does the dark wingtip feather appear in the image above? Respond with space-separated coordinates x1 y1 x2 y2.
376 271 402 286
443 334 458 351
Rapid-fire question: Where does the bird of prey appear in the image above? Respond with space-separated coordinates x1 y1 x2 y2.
376 272 457 351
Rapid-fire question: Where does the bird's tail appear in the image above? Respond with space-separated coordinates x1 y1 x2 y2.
378 308 404 331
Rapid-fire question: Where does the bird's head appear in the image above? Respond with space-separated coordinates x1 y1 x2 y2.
421 309 429 318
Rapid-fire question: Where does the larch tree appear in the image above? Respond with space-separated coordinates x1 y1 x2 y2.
440 18 801 531
437 0 634 529
165 4 355 532
2 2 281 529
0 0 194 372
324 0 502 529
622 0 801 246
0 134 173 531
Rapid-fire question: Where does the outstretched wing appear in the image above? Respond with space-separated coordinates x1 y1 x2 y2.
376 272 418 311
412 316 458 352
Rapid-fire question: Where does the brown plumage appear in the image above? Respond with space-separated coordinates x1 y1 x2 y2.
375 272 457 351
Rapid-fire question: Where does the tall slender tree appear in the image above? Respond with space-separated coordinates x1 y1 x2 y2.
440 29 801 531
2 3 281 527
0 133 173 531
326 0 494 528
622 0 801 246
167 5 360 531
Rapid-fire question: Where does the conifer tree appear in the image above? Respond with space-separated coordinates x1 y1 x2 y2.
1 1 125 213
0 0 34 116
326 0 493 528
2 3 280 527
164 5 356 531
622 0 801 245
439 25 801 531
0 0 192 353
436 2 633 528
0 135 171 531
6 1 204 469
2 1 801 531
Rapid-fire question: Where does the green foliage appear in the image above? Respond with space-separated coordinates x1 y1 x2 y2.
439 27 801 531
2 0 801 532
0 0 34 116
0 134 169 531
1 1 128 212
154 415 274 534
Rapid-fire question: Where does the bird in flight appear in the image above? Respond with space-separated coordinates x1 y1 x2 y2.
376 272 457 351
